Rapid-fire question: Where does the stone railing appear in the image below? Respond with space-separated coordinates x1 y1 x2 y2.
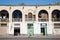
12 18 22 22
25 18 36 21
38 18 49 21
52 18 60 22
0 18 9 22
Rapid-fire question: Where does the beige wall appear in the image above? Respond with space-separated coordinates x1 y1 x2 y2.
0 5 60 35
0 5 60 19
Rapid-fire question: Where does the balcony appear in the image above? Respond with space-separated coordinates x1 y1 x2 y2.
12 18 22 22
38 18 49 21
52 18 60 22
0 18 9 22
25 18 36 21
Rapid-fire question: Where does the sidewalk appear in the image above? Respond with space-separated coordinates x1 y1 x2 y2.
0 35 60 38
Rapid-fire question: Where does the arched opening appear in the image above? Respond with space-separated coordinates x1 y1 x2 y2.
38 10 48 21
26 12 34 21
0 10 9 22
25 12 36 21
12 10 22 22
52 10 60 21
28 12 32 18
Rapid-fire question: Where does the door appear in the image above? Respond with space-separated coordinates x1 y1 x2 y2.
40 23 47 36
41 27 45 35
14 27 20 36
27 24 34 36
41 27 47 35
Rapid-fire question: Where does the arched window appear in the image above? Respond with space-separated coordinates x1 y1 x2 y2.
38 10 48 21
0 10 9 22
12 10 22 22
25 12 35 21
12 10 22 18
26 12 33 21
28 12 32 18
0 10 9 18
52 10 60 21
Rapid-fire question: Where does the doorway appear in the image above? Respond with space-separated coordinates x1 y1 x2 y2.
41 27 47 35
40 23 47 36
14 27 20 36
41 27 45 35
27 24 34 36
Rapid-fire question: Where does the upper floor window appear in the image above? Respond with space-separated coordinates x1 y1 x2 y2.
52 10 60 21
0 10 9 18
0 10 9 22
38 10 48 21
12 10 22 22
25 12 36 21
28 12 32 18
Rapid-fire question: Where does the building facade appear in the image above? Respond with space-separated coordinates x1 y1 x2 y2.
0 5 60 36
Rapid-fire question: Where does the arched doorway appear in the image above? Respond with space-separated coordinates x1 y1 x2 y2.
38 10 48 21
52 10 60 21
12 10 22 22
0 10 9 22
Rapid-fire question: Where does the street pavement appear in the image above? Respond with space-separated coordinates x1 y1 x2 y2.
0 35 60 40
0 37 60 40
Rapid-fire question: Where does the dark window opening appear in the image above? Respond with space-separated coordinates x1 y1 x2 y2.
28 12 32 18
41 27 45 35
12 10 22 18
14 28 20 36
38 10 48 21
12 10 22 22
38 10 48 18
1 23 7 27
27 24 33 29
0 10 9 18
52 10 60 21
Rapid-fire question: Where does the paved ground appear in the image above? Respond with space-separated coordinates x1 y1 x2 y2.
0 37 60 40
1 35 60 38
0 35 60 40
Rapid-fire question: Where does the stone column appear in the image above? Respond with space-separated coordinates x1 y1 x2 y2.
48 6 53 35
